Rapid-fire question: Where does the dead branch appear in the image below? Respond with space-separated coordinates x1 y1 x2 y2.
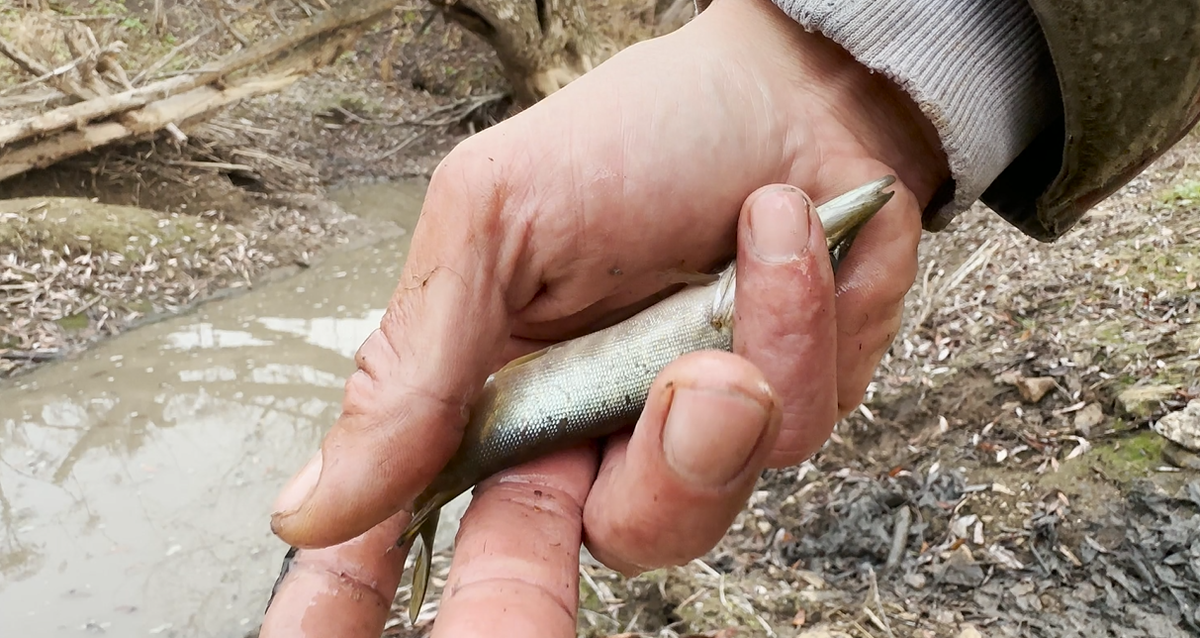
0 34 95 100
0 41 122 98
0 0 408 182
0 34 54 78
130 28 213 86
0 74 300 180
212 1 252 48
0 75 203 149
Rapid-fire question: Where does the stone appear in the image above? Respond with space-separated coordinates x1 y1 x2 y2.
1074 403 1105 434
957 625 984 638
998 372 1058 403
1152 399 1200 451
1117 384 1178 417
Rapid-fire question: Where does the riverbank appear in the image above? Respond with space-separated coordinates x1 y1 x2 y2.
0 1 507 377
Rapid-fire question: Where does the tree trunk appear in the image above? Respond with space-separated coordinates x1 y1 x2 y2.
432 0 609 106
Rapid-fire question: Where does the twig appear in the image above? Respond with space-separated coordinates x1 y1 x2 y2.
0 74 198 148
0 42 121 97
0 32 97 100
371 129 425 161
165 160 254 171
849 617 878 638
911 237 1001 330
866 566 896 638
130 28 213 86
0 35 54 78
214 6 252 47
1 0 410 182
885 505 912 571
1 74 300 180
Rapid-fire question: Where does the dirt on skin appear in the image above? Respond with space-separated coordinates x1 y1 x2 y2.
5 1 1200 637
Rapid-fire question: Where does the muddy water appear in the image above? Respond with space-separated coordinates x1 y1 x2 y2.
0 180 472 637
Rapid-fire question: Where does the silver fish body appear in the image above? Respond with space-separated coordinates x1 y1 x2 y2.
399 176 898 622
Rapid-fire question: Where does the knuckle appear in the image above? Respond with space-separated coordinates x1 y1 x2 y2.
427 134 513 232
585 506 717 573
286 550 393 609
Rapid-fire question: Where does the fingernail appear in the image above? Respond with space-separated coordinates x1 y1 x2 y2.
749 187 812 263
662 385 771 488
272 450 323 518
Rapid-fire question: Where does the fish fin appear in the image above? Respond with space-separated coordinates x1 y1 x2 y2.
408 509 440 625
495 347 551 372
662 268 721 288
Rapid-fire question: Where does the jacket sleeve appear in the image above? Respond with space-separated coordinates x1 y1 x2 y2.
763 0 1063 232
982 0 1200 241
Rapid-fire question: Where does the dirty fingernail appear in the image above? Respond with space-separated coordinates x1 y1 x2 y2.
749 187 812 263
662 385 770 488
272 450 323 520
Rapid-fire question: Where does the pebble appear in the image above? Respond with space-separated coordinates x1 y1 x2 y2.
1153 399 1200 451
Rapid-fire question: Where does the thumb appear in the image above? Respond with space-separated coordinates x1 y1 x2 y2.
733 184 840 467
580 350 782 575
269 148 514 548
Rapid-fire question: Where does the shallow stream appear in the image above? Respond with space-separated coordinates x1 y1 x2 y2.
0 180 471 637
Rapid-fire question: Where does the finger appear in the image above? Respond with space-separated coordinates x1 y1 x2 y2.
580 351 780 575
429 445 599 638
822 170 923 417
732 184 841 467
269 145 516 548
259 511 411 638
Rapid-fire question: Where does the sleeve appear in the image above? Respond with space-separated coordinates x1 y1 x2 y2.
755 0 1063 224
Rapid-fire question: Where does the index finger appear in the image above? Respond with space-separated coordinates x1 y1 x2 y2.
269 143 517 549
259 511 413 637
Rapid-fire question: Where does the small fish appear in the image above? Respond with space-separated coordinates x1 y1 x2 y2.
396 176 898 622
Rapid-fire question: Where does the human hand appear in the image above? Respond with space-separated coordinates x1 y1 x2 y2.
259 0 950 635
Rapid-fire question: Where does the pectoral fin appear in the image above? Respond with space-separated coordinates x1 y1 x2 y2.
662 268 722 287
407 509 440 624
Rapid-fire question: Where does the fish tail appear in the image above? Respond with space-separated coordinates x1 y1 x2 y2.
407 508 440 624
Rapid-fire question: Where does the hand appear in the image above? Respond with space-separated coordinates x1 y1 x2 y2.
259 0 950 635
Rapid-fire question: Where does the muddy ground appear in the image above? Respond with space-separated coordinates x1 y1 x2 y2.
4 1 1200 637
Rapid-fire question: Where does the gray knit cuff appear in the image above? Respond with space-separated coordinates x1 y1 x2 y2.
768 0 1061 223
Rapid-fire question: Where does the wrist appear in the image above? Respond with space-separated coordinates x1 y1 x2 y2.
691 0 951 209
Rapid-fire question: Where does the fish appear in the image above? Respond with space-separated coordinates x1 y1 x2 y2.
398 175 898 622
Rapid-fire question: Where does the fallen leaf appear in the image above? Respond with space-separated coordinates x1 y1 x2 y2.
1065 436 1092 460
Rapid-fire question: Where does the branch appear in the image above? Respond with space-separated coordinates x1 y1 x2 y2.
0 74 300 180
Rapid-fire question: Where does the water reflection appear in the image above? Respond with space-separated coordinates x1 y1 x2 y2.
0 179 441 637
163 324 276 351
257 310 387 359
